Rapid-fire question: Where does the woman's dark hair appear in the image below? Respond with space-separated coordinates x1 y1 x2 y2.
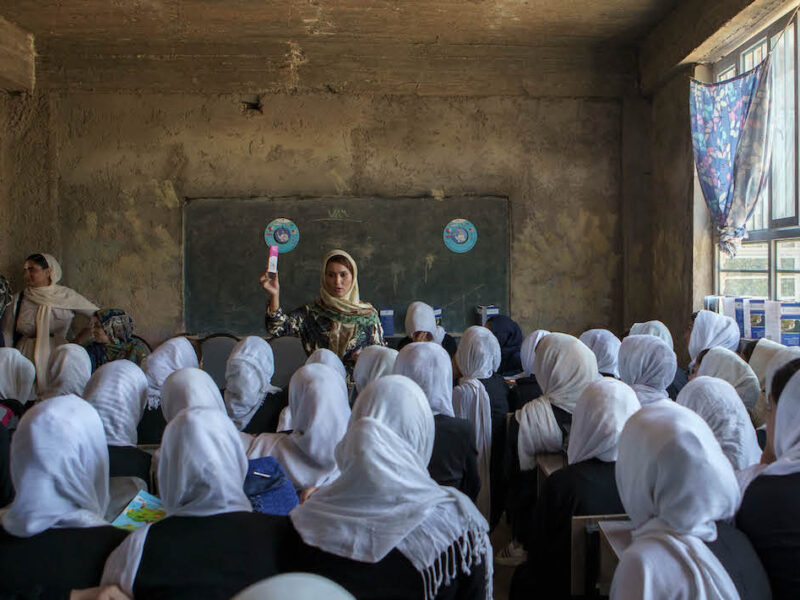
326 255 353 276
24 254 49 269
738 339 759 363
695 347 711 369
690 311 699 322
770 357 800 405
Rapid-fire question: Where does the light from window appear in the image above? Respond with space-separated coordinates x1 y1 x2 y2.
742 39 769 71
719 242 769 297
717 66 737 82
777 239 800 299
771 24 796 222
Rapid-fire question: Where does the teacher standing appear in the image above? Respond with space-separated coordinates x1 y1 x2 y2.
261 249 384 376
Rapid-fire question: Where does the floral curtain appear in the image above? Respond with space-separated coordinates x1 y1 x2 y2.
690 58 774 257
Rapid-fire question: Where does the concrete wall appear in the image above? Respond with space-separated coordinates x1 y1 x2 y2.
2 91 624 343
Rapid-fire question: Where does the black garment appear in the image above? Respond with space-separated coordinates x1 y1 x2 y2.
509 459 624 600
479 373 510 529
283 522 486 600
242 389 289 434
705 520 772 600
108 445 152 484
0 525 128 599
0 425 12 508
428 414 480 501
667 367 689 400
508 376 542 412
137 407 167 445
396 334 458 358
133 512 292 600
486 315 523 377
757 428 767 450
736 471 800 600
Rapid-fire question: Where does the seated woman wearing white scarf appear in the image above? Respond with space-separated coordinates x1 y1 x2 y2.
353 345 398 394
288 375 492 600
0 395 128 597
747 338 788 431
507 330 549 411
511 379 639 600
39 342 92 400
102 407 293 599
578 329 621 378
139 336 199 444
696 347 760 414
394 342 480 501
245 364 350 493
277 347 347 431
397 301 458 358
224 336 285 434
687 310 740 370
84 360 152 486
611 401 771 600
630 318 689 398
737 357 800 600
452 326 504 523
677 377 762 485
618 334 677 406
0 347 35 423
1 253 98 398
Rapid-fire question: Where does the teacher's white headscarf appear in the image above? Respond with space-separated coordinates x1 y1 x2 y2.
618 335 676 406
3 394 109 537
84 360 148 447
394 342 454 417
224 336 281 431
611 401 740 600
290 375 492 600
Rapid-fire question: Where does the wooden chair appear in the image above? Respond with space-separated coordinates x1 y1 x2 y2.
571 514 629 598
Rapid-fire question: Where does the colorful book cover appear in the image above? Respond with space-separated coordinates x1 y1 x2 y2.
781 302 800 347
704 295 722 314
379 309 394 337
735 297 747 337
749 299 766 340
112 490 166 531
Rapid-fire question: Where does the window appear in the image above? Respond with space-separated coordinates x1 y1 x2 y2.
713 12 800 301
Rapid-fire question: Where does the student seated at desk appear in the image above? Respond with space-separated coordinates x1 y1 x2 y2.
486 315 524 378
84 360 152 485
618 334 676 406
510 378 639 599
102 407 292 599
737 357 800 600
394 342 480 500
507 330 549 411
452 326 506 525
40 343 92 400
396 301 458 357
628 319 687 399
246 364 350 493
0 347 36 427
224 336 286 434
696 347 761 416
502 333 599 564
578 329 621 379
139 336 199 444
611 401 770 600
287 376 492 600
0 395 128 597
353 345 398 394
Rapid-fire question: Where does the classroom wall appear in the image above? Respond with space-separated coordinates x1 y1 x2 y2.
2 91 624 343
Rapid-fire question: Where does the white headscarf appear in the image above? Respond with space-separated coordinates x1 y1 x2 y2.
696 347 760 411
21 253 98 392
629 320 674 350
246 364 350 490
353 345 398 393
142 336 198 409
290 375 492 600
233 574 355 600
224 336 281 431
677 376 762 472
102 407 252 596
394 342 454 417
611 401 740 600
83 360 148 447
763 368 800 477
433 326 447 345
452 326 501 518
404 302 437 338
688 310 740 364
0 347 35 401
3 394 109 537
515 333 599 470
747 337 785 390
520 330 550 376
567 379 640 465
578 329 621 378
618 335 676 406
161 367 226 423
764 346 800 398
305 348 347 381
41 343 92 400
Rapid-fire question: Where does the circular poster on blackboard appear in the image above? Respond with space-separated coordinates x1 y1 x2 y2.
265 218 299 253
443 219 477 253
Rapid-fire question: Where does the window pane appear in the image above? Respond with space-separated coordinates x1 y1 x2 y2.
717 66 737 82
778 239 800 269
742 39 768 72
720 271 769 297
719 242 769 270
748 181 769 231
771 24 796 221
778 273 800 299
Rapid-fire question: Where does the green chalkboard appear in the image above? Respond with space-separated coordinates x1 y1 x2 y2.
184 196 509 336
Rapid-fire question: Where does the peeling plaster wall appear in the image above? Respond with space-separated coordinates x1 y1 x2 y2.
9 91 623 344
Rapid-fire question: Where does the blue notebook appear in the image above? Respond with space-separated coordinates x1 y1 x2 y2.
244 456 299 516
